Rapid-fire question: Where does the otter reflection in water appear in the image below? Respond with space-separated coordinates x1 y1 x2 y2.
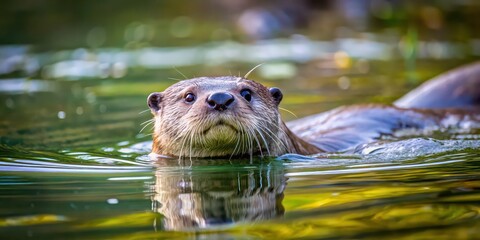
147 62 480 158
150 159 286 230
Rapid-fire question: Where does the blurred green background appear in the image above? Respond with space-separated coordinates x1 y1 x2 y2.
1 0 480 48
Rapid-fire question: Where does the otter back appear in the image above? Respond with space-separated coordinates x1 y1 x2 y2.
395 62 480 109
287 62 480 153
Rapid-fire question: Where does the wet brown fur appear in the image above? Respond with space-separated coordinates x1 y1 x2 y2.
148 76 318 158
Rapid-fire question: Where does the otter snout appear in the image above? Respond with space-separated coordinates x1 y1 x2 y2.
206 92 235 111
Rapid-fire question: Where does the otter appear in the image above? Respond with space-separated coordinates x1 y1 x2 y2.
147 62 480 158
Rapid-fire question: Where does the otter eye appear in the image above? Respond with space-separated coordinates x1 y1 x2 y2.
184 92 196 103
240 89 252 102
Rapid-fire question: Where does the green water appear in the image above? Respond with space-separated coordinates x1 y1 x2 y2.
1 58 480 239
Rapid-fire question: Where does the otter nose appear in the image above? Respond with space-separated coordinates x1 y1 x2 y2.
207 92 235 111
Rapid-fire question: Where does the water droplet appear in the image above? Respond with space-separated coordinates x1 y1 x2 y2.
107 198 119 204
57 111 66 119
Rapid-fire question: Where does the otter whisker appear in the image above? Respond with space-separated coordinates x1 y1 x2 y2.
139 120 155 133
244 63 264 79
229 138 240 160
259 123 277 153
178 129 191 160
235 127 242 155
246 120 260 159
260 123 289 153
237 123 247 156
140 119 155 125
139 109 151 114
173 66 188 80
229 125 243 160
180 135 191 160
178 127 192 160
270 124 292 152
249 127 264 158
188 134 195 169
258 127 278 155
248 130 254 163
188 130 194 167
279 107 298 118
240 123 252 156
254 125 271 156
250 114 288 154
243 124 254 161
244 126 252 154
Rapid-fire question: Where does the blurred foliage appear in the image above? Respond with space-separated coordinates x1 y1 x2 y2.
1 0 480 49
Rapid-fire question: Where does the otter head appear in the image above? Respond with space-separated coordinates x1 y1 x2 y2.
147 76 285 158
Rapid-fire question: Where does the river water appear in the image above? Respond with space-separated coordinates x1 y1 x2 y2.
1 38 479 239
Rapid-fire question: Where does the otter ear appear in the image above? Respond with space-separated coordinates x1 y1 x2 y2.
269 87 283 105
147 92 163 112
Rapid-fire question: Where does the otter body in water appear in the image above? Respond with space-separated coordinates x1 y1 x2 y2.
147 62 480 158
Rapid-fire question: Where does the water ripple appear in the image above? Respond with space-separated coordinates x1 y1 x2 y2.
0 156 151 173
285 159 463 177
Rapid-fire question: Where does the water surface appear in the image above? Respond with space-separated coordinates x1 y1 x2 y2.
1 47 480 239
